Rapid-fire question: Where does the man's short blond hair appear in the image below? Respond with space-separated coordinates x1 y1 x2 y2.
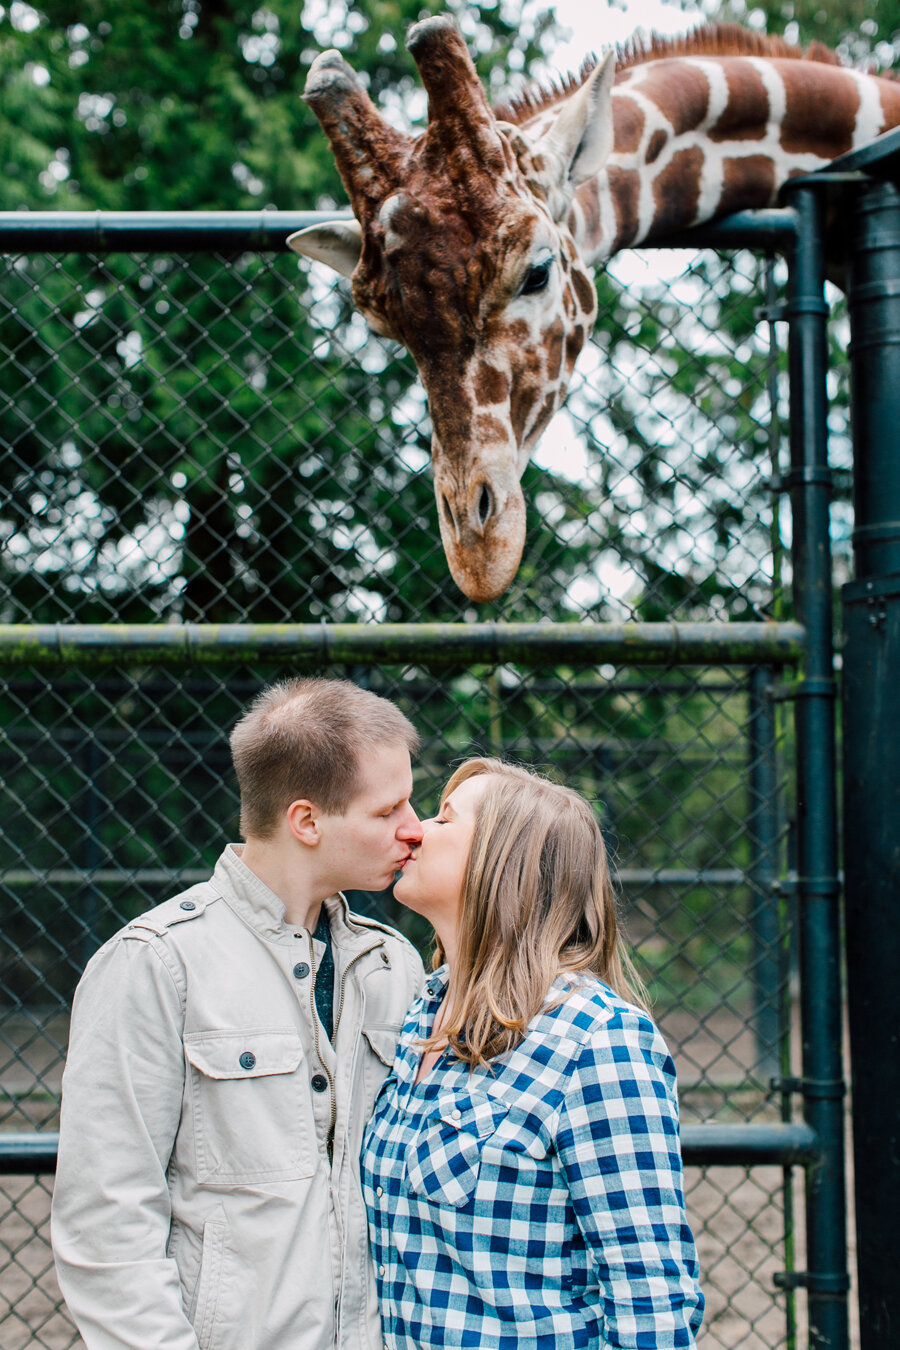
229 678 419 839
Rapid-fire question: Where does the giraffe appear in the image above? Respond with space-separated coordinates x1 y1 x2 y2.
289 19 900 602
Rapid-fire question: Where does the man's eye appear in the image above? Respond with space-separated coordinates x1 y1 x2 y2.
520 260 552 295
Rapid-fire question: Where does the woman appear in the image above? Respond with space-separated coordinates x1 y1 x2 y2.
362 758 703 1349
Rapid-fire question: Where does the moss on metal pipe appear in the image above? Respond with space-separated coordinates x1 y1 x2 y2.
0 622 804 668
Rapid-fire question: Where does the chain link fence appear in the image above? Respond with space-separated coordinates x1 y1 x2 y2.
0 232 834 1348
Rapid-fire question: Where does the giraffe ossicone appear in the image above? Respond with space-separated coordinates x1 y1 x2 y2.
290 18 900 602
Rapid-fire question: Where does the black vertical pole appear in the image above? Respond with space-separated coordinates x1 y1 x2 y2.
842 176 900 1350
782 183 850 1350
747 667 780 1080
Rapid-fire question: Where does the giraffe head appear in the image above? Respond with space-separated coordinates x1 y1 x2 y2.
289 16 615 602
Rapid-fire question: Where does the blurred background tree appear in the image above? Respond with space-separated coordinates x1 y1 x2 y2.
0 0 815 1013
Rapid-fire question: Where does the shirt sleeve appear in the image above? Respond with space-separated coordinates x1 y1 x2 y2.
51 934 201 1350
554 1009 704 1349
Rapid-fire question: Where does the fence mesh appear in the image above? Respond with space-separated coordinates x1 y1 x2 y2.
0 241 812 1347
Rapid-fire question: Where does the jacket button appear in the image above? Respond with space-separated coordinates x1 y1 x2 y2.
380 951 390 967
239 1051 256 1070
311 1074 328 1093
180 900 196 911
293 962 310 979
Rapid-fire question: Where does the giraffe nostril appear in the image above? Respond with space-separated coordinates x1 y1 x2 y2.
441 492 457 535
477 484 492 528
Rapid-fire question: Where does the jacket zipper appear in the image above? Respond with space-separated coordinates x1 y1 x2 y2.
327 940 383 1160
305 934 334 1163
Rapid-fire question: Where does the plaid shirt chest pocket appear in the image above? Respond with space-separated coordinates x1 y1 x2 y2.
405 1091 510 1208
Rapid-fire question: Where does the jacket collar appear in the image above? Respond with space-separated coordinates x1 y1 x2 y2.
213 844 385 955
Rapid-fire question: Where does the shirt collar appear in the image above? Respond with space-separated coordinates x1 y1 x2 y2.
212 844 380 953
422 963 450 1001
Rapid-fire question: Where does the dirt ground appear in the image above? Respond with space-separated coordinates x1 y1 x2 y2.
0 1007 860 1350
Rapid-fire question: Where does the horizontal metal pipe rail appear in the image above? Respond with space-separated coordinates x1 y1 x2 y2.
0 1123 819 1175
0 621 804 668
0 207 799 254
0 866 758 887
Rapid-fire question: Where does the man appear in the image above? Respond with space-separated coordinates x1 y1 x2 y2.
52 677 425 1350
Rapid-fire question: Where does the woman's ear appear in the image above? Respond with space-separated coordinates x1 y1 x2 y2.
286 798 320 846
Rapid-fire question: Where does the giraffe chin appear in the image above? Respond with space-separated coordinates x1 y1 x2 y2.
437 484 527 604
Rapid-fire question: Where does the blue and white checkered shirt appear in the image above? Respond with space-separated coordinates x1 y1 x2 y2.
361 966 703 1349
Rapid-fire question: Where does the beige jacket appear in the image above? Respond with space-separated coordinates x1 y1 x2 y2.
51 845 424 1350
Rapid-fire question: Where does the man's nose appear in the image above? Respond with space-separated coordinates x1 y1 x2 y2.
397 804 423 843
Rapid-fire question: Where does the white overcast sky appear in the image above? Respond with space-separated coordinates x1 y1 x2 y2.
547 0 707 70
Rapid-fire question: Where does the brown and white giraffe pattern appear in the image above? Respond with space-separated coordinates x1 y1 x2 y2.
562 56 900 263
291 22 900 601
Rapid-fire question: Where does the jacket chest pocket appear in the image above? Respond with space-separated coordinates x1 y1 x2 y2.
184 1030 316 1185
405 1092 509 1209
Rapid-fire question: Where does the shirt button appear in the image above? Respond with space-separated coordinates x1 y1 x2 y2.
293 962 310 979
450 1108 462 1121
239 1052 256 1070
376 1186 384 1198
180 900 196 911
379 1265 386 1277
424 986 434 997
311 1074 328 1093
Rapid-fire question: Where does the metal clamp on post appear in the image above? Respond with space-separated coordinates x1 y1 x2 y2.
781 294 831 318
774 1271 851 1296
794 873 842 898
766 677 837 702
770 1076 847 1102
768 466 835 494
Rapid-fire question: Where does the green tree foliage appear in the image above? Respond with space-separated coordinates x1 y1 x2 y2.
718 0 900 64
0 0 583 627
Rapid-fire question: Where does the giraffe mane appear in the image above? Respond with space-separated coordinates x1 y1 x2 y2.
493 22 846 125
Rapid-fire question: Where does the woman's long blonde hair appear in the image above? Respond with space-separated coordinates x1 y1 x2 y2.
425 758 647 1069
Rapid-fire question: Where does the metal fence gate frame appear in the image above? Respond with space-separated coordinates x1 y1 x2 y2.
2 130 892 1348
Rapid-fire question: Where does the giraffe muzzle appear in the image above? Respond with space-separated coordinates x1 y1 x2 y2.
439 478 495 541
434 468 526 603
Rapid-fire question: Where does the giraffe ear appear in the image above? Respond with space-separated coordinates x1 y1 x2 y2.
533 50 616 209
286 220 363 278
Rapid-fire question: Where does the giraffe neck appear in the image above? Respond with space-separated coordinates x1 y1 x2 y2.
562 55 900 265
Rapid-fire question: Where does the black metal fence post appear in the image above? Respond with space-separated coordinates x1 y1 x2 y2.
780 181 850 1350
747 667 781 1080
842 172 900 1350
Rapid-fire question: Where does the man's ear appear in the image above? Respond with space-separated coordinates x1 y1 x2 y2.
286 798 320 846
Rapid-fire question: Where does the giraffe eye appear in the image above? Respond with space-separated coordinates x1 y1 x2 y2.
520 259 552 296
